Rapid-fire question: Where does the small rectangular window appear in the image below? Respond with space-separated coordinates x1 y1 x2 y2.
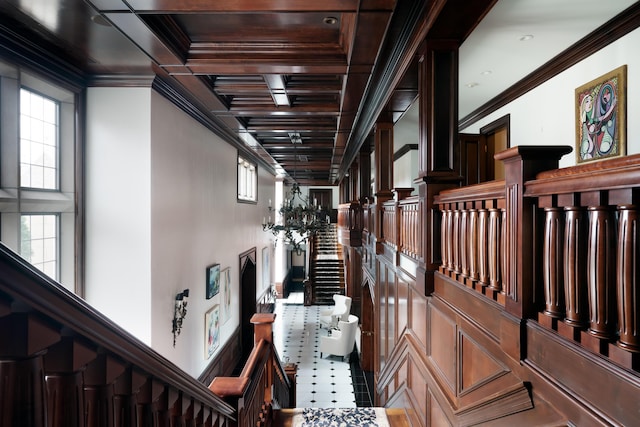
20 214 58 280
20 88 59 190
237 155 257 202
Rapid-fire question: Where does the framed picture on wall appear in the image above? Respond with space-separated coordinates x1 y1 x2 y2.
205 305 220 358
262 246 270 290
206 264 220 299
221 267 231 324
575 65 627 164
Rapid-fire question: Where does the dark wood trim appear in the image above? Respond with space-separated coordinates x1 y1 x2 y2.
479 114 510 147
198 326 241 386
0 16 85 92
459 2 640 130
152 77 277 177
74 90 86 297
393 144 418 161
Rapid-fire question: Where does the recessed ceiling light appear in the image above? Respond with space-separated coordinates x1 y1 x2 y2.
466 82 479 88
323 16 338 25
480 70 492 75
519 34 534 42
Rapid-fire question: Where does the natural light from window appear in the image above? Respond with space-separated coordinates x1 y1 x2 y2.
20 88 59 190
20 214 58 280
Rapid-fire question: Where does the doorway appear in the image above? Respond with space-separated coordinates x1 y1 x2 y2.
239 248 257 365
459 115 510 185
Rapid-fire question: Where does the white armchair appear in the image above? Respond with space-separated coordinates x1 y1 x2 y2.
319 314 358 361
319 294 352 329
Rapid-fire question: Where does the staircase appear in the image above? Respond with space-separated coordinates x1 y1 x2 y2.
311 224 345 304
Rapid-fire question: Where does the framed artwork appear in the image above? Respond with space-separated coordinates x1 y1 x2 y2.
206 264 220 299
205 305 220 358
575 65 626 164
221 267 231 324
262 246 270 290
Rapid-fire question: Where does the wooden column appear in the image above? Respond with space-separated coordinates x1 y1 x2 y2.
617 205 640 351
415 40 461 295
495 146 572 319
374 118 394 254
358 142 373 201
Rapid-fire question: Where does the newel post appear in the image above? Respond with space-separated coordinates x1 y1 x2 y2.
251 313 275 346
495 146 572 319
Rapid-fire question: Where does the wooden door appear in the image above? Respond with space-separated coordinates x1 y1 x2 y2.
239 248 257 365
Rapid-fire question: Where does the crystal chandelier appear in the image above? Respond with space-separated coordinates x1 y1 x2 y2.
262 183 329 255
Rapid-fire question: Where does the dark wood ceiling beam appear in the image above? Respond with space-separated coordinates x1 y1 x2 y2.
228 105 340 115
262 143 334 149
123 0 359 13
247 124 336 132
186 61 348 75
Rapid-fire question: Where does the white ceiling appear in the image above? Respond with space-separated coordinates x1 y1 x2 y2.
395 0 637 146
458 0 637 118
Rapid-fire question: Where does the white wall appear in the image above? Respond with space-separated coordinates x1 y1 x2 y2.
85 88 153 343
150 91 274 375
461 28 640 168
85 87 275 376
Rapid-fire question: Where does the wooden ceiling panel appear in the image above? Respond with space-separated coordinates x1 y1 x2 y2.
2 0 484 185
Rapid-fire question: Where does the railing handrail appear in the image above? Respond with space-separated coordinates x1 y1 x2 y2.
435 180 506 204
525 152 640 196
0 241 235 418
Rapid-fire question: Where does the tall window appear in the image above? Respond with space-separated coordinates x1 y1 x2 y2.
238 155 257 202
20 89 59 189
20 214 58 278
0 63 76 289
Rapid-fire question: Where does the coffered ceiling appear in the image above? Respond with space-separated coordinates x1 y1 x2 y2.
3 1 632 186
0 0 497 185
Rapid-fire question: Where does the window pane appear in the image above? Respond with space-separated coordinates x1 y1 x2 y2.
20 214 58 280
20 88 59 189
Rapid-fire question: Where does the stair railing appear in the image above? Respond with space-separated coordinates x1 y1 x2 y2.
0 242 236 427
209 313 296 427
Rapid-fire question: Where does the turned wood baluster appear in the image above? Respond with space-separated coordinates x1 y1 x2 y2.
488 208 501 291
564 207 588 327
501 208 507 295
587 206 617 339
453 208 461 274
460 209 469 277
617 205 640 352
478 208 489 285
469 209 479 281
445 208 453 271
0 356 46 427
440 207 448 269
543 208 565 318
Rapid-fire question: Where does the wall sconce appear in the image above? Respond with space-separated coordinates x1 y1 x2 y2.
172 289 189 347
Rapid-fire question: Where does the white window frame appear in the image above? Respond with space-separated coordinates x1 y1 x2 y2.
0 62 76 289
237 154 257 203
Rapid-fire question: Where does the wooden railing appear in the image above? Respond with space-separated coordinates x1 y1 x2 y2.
434 180 507 304
0 242 236 427
337 202 363 247
209 313 294 427
524 153 640 362
399 196 421 259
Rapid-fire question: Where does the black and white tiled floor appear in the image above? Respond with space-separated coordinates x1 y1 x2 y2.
273 293 373 408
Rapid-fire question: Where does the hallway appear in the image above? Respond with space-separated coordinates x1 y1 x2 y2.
272 293 373 408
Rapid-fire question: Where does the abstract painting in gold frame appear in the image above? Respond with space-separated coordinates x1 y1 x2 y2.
575 65 626 164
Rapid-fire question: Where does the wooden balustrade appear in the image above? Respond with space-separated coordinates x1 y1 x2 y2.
209 313 294 427
382 200 398 249
399 197 421 259
524 153 640 361
435 180 507 305
0 242 236 427
337 202 363 247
